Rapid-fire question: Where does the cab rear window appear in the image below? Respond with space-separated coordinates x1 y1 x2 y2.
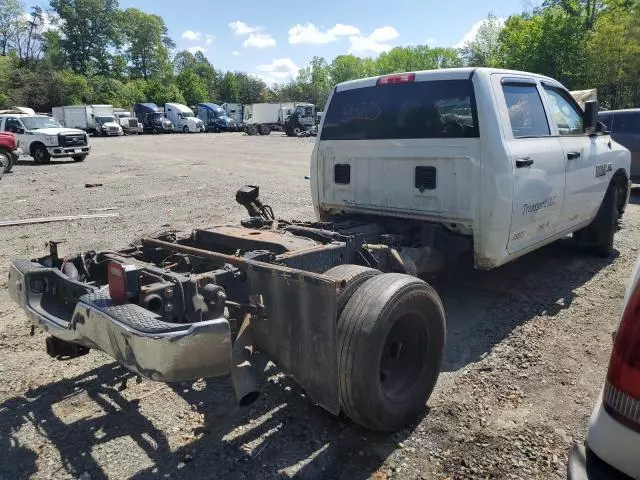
321 79 479 140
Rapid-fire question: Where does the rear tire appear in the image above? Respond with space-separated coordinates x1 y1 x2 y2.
323 264 381 315
258 124 271 136
0 150 13 173
337 273 446 432
574 183 619 257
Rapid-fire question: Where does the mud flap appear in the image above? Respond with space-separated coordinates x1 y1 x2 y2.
247 261 340 414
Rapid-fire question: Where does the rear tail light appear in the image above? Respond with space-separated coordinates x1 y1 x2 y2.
377 73 415 86
107 262 139 304
604 274 640 432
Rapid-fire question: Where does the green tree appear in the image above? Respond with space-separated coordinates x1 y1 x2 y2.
497 6 587 86
119 8 173 79
176 69 207 105
145 80 184 105
173 49 196 74
118 78 147 106
218 71 239 102
0 0 22 55
88 75 123 104
460 13 503 67
50 0 120 74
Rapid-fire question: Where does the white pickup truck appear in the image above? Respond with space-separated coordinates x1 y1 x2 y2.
313 67 631 269
6 68 632 434
0 114 90 163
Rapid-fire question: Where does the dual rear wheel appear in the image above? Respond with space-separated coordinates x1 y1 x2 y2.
324 265 446 432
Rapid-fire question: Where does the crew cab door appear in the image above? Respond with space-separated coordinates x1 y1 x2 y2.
540 84 607 228
495 77 566 254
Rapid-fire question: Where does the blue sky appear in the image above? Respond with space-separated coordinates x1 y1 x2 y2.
41 0 541 83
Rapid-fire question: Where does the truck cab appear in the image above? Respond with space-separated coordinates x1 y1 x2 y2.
0 114 90 164
312 68 631 271
133 103 173 134
165 103 205 133
197 103 237 132
113 110 143 135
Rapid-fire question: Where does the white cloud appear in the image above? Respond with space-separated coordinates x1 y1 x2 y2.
454 17 505 48
426 37 437 46
256 58 300 84
232 50 241 56
229 21 259 35
368 26 399 43
288 22 360 45
243 33 276 49
347 26 400 54
187 46 206 54
182 31 215 46
181 30 200 41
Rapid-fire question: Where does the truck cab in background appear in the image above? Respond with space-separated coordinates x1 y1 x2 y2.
0 114 89 163
222 103 244 128
197 103 237 132
133 103 174 134
113 109 143 135
165 103 205 133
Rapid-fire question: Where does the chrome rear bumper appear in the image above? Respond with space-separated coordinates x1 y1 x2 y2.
8 260 232 382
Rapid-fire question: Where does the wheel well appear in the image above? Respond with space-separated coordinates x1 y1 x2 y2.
30 142 45 156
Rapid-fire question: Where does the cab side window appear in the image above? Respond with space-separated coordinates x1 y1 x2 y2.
543 87 584 135
502 83 550 138
4 118 22 133
612 112 640 133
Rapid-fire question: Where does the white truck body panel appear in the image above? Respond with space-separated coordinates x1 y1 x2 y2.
52 106 91 130
164 103 203 133
311 67 631 270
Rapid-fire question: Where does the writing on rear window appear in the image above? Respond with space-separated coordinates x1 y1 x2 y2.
321 80 479 140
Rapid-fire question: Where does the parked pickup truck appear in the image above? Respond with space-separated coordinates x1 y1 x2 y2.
0 114 90 163
7 68 630 433
0 131 22 173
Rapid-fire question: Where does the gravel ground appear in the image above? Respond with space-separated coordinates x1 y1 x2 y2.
0 133 638 480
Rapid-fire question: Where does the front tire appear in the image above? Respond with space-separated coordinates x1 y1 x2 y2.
183 125 189 133
32 145 50 164
337 273 446 431
258 124 271 136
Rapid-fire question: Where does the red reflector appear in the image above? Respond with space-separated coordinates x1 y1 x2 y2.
108 262 138 304
606 272 640 411
377 73 415 86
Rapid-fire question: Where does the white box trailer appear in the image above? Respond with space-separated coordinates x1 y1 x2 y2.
52 105 122 136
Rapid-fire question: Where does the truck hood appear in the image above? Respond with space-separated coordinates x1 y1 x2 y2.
99 122 121 129
28 128 86 136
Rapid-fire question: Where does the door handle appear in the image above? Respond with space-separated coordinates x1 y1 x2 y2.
516 158 534 168
567 151 581 160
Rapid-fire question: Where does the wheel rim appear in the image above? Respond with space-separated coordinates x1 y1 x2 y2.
183 126 189 133
293 127 302 135
379 313 428 403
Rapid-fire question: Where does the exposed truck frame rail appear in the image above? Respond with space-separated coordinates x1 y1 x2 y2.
8 185 446 432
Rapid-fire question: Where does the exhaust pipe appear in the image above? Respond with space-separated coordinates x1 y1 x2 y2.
230 313 260 407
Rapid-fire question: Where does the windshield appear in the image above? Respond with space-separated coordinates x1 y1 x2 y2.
151 112 165 120
96 116 115 124
182 111 194 118
22 116 61 130
321 79 479 140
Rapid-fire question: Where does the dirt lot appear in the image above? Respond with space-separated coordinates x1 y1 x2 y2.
0 133 638 480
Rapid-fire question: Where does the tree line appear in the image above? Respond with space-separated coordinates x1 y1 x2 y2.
0 0 638 112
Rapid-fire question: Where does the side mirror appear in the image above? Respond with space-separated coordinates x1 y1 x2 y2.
584 100 599 134
16 127 24 134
